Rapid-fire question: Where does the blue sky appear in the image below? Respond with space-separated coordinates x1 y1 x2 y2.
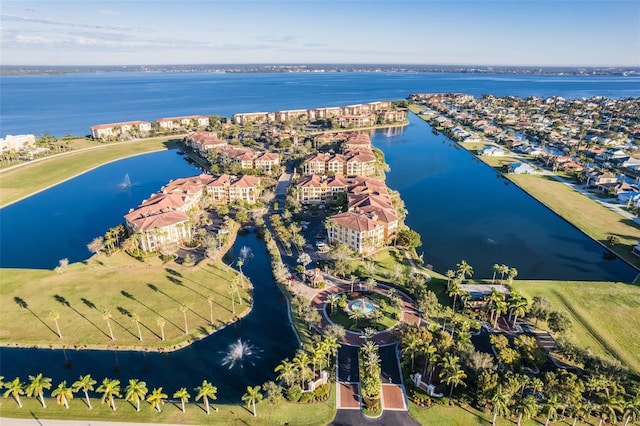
1 0 638 66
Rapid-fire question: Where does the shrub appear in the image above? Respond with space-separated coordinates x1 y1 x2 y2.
286 384 302 402
299 392 315 404
313 384 329 401
411 389 432 407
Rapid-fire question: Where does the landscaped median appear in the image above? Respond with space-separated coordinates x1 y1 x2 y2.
0 251 250 351
0 136 181 208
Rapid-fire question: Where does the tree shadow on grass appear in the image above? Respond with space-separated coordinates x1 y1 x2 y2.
13 296 58 337
81 298 96 310
52 295 111 339
126 287 181 330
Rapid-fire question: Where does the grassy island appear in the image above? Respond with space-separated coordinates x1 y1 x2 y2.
0 251 249 351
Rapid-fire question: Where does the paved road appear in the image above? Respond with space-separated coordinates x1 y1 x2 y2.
330 409 420 426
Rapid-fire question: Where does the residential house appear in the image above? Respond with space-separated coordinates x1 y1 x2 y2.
185 132 227 154
0 134 36 151
509 162 537 174
480 146 505 156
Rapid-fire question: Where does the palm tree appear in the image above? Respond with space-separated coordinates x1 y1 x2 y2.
364 277 377 293
97 378 121 411
49 310 62 338
4 377 25 408
125 379 148 412
509 296 528 327
543 393 563 426
173 387 190 414
26 373 52 408
51 381 73 409
455 260 473 282
498 264 509 283
507 267 519 284
598 394 624 426
293 350 313 383
274 359 298 387
131 313 143 341
180 304 189 334
156 318 165 341
326 293 340 315
491 385 511 426
445 269 455 289
493 299 508 329
206 293 214 324
147 387 168 413
492 264 500 283
72 374 97 410
623 390 640 426
195 380 218 415
348 309 366 328
401 333 421 370
448 279 463 314
101 308 115 340
242 385 263 417
439 353 467 400
514 394 539 426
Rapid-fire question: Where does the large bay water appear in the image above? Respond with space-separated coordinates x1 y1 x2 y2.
2 72 638 137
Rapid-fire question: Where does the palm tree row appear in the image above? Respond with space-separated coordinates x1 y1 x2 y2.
0 374 226 416
359 341 382 411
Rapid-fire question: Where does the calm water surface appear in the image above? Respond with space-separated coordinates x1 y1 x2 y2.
372 115 638 282
2 72 638 137
0 150 203 269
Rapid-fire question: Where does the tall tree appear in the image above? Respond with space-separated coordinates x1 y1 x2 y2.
3 377 25 408
156 317 165 341
455 260 473 282
26 373 52 408
131 313 143 341
274 359 298 387
180 304 189 334
97 378 121 411
173 387 190 414
125 379 148 412
514 394 539 426
206 293 214 325
195 380 218 415
51 381 74 409
242 385 263 417
543 393 563 426
490 385 511 426
72 374 97 410
49 310 63 338
101 308 115 340
439 353 467 400
147 387 168 413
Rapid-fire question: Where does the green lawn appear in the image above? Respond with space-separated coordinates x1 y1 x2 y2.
0 252 249 351
0 386 336 425
512 280 640 374
408 401 604 426
0 136 181 207
328 293 400 332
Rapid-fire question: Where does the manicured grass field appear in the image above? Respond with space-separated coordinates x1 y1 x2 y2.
512 280 640 374
507 173 640 270
0 385 336 425
0 252 249 351
408 401 602 426
0 136 181 207
328 293 400 332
